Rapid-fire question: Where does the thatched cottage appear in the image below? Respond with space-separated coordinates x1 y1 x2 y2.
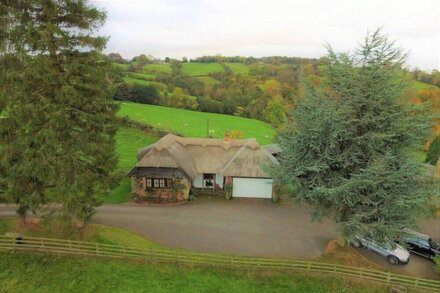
128 134 279 201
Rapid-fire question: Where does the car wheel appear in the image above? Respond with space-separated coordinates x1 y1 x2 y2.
351 240 362 248
387 255 399 265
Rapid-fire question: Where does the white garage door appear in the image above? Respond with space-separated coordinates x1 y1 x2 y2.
232 178 273 198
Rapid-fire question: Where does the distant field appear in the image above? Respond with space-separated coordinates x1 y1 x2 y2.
118 102 276 145
111 63 129 70
123 76 152 86
195 76 220 85
126 72 156 81
225 62 250 74
123 76 165 88
182 62 224 76
142 63 172 73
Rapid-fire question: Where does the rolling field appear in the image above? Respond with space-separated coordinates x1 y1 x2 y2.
225 62 250 74
182 62 224 76
140 62 250 76
195 76 220 85
412 80 436 91
123 76 152 86
117 102 276 145
142 63 172 73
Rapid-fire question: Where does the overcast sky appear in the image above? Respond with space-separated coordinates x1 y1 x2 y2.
92 0 439 71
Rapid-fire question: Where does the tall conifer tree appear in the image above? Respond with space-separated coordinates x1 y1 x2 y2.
0 0 117 224
275 30 435 243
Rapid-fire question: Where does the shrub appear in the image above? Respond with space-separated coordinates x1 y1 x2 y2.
426 136 440 165
224 183 233 200
113 83 160 105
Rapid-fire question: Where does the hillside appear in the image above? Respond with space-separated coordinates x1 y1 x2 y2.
117 102 276 145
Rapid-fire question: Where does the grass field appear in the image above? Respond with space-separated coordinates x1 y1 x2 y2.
0 219 166 249
142 63 172 73
195 76 220 85
115 127 158 173
123 76 153 86
126 72 156 81
111 63 129 70
225 62 250 74
182 62 224 76
0 252 387 293
412 80 436 91
117 102 276 145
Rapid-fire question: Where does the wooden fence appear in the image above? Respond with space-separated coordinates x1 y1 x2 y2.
0 235 439 291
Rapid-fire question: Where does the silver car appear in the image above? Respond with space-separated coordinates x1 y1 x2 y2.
351 236 410 265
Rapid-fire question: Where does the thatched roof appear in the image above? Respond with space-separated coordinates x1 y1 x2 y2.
133 134 278 179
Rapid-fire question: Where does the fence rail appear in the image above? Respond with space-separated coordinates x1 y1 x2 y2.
0 235 439 291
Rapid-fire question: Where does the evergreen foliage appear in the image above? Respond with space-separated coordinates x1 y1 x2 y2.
425 136 440 165
275 29 435 243
0 0 117 224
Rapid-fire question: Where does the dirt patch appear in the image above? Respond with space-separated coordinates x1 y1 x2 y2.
318 240 383 269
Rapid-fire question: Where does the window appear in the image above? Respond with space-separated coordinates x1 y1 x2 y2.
146 178 173 188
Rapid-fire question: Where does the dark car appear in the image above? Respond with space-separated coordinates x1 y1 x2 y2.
399 229 440 261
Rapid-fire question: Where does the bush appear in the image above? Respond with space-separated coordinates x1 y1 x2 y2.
197 97 224 113
426 136 440 165
114 83 160 105
224 183 232 200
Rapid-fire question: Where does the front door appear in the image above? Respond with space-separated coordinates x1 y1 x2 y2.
203 173 215 189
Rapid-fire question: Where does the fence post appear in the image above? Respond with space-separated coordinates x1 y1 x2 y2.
96 243 99 255
414 278 420 289
307 262 311 271
40 239 44 249
386 271 391 284
68 240 72 250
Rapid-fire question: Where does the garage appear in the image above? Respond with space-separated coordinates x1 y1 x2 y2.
232 177 273 198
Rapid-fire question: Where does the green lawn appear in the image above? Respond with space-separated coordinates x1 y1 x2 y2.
0 252 386 293
182 62 224 76
117 102 276 145
97 127 158 204
225 62 250 75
